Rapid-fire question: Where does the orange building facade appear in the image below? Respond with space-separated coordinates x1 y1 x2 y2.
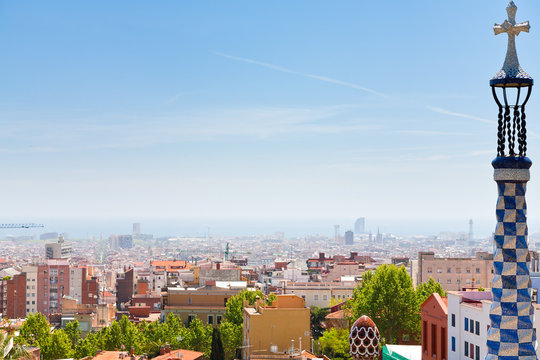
421 293 448 360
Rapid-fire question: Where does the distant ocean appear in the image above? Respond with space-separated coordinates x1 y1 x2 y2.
1 217 535 240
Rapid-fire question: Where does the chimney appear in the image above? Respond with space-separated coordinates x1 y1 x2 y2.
165 344 171 354
160 346 165 355
216 262 221 270
130 347 135 356
319 252 325 261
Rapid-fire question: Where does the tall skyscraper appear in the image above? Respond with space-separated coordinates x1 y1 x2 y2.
354 218 365 234
345 230 354 245
468 219 474 241
133 222 141 235
334 224 340 242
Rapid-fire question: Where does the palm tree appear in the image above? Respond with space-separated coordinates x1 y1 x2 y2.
0 331 30 360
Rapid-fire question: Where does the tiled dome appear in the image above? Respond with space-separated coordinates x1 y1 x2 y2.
349 315 380 360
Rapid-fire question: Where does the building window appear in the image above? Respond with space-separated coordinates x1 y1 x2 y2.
302 295 306 300
447 279 452 284
188 297 192 305
470 318 474 333
465 317 469 331
427 267 433 273
451 314 455 327
447 268 452 273
323 295 327 301
187 315 195 325
466 279 471 284
476 268 481 273
431 324 437 357
475 321 480 335
208 315 214 325
456 268 461 274
470 343 474 359
437 268 442 273
475 345 480 360
465 341 469 357
466 268 471 274
451 336 456 352
441 327 446 360
217 315 222 324
422 321 428 353
314 295 319 301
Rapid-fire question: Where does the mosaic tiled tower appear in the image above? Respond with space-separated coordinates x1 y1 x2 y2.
486 2 536 360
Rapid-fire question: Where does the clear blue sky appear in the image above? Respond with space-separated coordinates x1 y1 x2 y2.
1 1 540 235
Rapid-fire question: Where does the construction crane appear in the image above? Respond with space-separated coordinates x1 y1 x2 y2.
0 223 44 229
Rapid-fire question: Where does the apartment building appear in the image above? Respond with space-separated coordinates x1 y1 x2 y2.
446 291 540 360
417 252 493 291
243 294 310 360
282 282 355 308
161 281 245 325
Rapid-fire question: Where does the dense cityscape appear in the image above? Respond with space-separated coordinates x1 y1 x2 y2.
2 1 540 360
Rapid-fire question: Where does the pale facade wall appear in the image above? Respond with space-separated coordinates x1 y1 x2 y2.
447 292 540 360
283 284 354 308
419 255 492 291
69 268 83 303
22 265 38 315
243 297 310 360
326 264 364 282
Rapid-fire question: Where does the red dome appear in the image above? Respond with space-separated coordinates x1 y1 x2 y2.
349 315 380 360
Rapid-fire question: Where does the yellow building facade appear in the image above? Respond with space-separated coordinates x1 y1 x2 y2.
243 295 311 360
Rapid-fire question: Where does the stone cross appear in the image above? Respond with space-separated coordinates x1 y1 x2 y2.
494 1 530 78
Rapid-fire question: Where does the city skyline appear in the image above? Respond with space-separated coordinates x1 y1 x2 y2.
1 1 540 227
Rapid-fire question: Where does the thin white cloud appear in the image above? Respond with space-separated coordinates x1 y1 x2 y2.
163 93 184 105
213 51 385 97
427 106 495 124
396 130 471 136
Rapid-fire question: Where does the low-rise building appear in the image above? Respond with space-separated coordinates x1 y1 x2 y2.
421 293 447 360
282 282 355 308
243 294 311 360
161 281 246 325
417 251 494 291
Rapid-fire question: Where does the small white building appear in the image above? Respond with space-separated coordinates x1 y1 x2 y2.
447 291 540 360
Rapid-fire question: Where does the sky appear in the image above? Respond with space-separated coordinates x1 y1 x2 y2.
1 1 540 237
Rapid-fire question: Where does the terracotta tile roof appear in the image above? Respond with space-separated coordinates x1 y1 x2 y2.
151 349 204 360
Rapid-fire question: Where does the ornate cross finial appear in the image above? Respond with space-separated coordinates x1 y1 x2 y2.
491 1 532 85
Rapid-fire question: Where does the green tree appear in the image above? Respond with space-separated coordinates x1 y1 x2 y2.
74 332 100 359
40 329 73 360
224 289 270 326
318 328 350 360
220 321 242 360
210 327 225 360
0 331 30 359
18 313 51 346
310 306 329 339
184 318 212 355
416 277 447 305
64 320 82 347
347 264 417 343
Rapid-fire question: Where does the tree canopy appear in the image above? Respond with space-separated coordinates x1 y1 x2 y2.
347 264 418 343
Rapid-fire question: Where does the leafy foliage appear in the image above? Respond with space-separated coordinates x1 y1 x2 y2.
416 277 446 305
347 264 418 343
220 321 242 360
0 331 30 359
310 306 329 339
224 289 272 326
18 313 51 346
64 320 82 347
318 328 351 360
14 291 274 360
210 327 225 360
